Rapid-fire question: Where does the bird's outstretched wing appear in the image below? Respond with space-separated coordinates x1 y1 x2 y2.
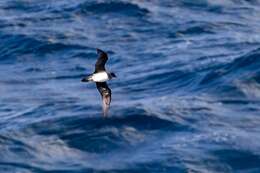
95 49 108 73
96 82 111 117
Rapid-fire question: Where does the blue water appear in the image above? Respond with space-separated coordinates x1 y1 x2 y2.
0 0 260 172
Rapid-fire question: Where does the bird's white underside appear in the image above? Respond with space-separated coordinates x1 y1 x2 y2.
92 72 109 82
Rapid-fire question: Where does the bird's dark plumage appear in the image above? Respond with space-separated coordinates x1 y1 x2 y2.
81 48 115 117
96 82 111 117
95 49 108 73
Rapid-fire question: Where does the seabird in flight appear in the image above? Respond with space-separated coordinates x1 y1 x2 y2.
81 49 116 116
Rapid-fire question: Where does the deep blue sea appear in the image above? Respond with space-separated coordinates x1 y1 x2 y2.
0 0 260 172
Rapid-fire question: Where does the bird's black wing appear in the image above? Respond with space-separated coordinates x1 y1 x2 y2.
96 82 111 117
95 49 108 73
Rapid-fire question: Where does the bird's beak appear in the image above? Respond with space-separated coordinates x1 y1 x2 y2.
111 73 117 78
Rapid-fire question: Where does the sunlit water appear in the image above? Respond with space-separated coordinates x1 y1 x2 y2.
0 0 260 172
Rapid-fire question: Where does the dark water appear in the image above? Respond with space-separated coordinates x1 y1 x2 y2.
1 0 260 172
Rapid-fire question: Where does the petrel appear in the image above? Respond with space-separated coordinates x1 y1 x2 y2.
81 49 116 116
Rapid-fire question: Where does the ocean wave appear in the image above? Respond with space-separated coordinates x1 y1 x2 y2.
77 1 149 17
1 0 260 172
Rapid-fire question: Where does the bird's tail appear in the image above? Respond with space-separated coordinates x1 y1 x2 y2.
81 75 93 82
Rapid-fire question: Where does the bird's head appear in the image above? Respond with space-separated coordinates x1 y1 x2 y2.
110 72 117 78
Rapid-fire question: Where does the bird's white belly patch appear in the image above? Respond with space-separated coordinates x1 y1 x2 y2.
92 72 109 82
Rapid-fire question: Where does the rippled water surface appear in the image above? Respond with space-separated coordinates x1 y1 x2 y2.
1 0 260 172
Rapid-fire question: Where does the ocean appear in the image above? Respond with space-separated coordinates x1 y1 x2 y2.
0 0 260 172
